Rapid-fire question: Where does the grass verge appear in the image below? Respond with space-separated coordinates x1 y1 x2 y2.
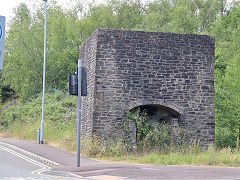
97 146 240 167
1 91 240 167
80 136 240 167
0 90 77 152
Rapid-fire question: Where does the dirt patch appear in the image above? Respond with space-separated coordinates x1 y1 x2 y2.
0 132 11 138
2 96 19 110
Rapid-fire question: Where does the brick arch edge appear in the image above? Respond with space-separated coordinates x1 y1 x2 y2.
125 99 184 116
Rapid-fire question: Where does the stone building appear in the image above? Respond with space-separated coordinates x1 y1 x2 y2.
79 29 215 146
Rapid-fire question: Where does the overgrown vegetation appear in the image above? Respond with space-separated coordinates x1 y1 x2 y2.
2 95 240 167
80 109 240 167
99 146 240 167
125 108 190 152
0 91 77 152
1 0 240 166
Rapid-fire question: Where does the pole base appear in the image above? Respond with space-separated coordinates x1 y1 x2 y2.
40 141 43 144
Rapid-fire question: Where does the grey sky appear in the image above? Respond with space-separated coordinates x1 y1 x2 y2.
0 0 107 28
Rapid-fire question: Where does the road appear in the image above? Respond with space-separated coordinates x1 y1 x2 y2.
0 147 42 178
1 138 240 180
0 145 82 180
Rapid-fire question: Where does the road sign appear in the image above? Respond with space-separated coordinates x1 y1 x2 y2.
69 74 78 95
81 67 87 96
0 16 6 71
0 23 3 39
69 67 87 96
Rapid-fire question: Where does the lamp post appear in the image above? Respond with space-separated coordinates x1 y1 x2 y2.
40 0 47 144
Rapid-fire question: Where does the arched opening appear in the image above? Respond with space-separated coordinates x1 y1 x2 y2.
137 104 180 128
126 104 182 148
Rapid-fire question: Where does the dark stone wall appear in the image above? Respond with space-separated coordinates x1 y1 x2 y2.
79 31 98 137
79 29 215 146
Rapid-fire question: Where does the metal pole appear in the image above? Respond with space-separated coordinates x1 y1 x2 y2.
40 0 47 144
37 128 40 144
77 59 82 167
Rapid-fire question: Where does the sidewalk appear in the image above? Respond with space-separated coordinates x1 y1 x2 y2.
0 137 105 167
0 137 137 179
1 137 240 180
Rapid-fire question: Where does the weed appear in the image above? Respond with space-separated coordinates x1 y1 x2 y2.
125 107 190 152
2 91 240 167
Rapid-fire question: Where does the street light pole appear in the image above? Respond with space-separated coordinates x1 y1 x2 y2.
40 0 48 144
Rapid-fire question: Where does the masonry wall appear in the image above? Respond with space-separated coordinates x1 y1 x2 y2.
79 29 215 146
79 31 98 137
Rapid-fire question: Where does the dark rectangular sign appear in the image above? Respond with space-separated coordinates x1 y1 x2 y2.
69 74 78 95
81 67 87 96
69 67 87 96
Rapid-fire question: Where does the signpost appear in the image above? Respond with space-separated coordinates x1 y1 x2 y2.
77 59 82 167
69 67 87 96
0 16 6 71
69 59 87 167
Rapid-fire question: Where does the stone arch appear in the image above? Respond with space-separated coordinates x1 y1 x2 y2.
125 100 184 147
126 99 184 116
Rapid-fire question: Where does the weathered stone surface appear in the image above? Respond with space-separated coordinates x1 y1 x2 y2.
79 29 215 146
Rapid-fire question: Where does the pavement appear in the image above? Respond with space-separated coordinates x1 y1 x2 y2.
1 138 240 180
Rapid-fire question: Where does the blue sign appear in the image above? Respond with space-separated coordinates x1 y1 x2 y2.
0 16 6 71
0 24 2 40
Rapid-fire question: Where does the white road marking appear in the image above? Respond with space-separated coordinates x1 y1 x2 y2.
141 167 160 171
0 143 86 179
0 142 59 166
0 144 49 169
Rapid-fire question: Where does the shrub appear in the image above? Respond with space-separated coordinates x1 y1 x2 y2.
125 107 190 152
81 136 127 157
215 127 238 148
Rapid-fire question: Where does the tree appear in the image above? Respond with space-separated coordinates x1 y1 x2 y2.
214 6 240 146
3 3 80 101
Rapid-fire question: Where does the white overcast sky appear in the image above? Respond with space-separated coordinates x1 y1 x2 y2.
0 0 107 29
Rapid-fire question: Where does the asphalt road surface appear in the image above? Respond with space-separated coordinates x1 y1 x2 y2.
0 147 41 178
0 146 82 180
2 138 240 180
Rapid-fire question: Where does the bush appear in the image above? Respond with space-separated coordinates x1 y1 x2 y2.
215 128 239 148
125 107 190 152
0 90 77 152
81 136 127 157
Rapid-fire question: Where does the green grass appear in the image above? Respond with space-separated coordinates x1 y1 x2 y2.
0 90 77 152
1 91 240 167
79 136 240 167
97 146 240 167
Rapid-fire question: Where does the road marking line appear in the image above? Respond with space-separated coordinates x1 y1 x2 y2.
0 144 49 169
48 170 85 179
35 169 87 179
88 175 126 180
0 143 85 179
67 172 85 178
141 168 160 171
0 144 55 178
0 142 59 167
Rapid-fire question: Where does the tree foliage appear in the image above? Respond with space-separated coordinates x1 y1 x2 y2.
0 0 240 147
